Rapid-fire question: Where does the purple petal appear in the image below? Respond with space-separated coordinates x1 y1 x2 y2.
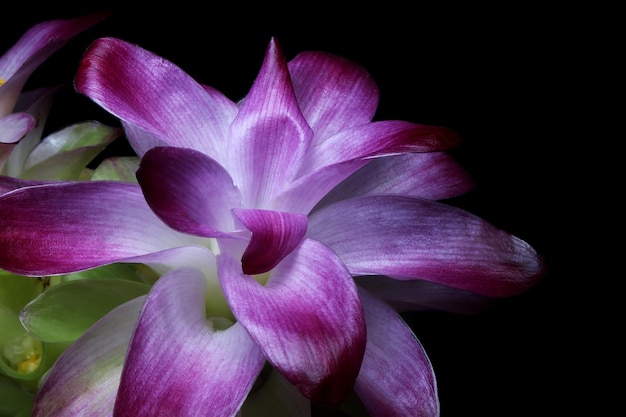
232 208 308 275
0 112 36 143
299 120 461 174
288 50 379 143
0 181 197 275
308 195 546 297
114 267 265 417
75 37 238 161
33 296 145 417
0 175 49 195
228 38 313 208
218 238 366 406
318 152 475 208
137 147 242 237
355 288 439 417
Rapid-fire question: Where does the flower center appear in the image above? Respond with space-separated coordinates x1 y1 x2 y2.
2 333 43 374
0 77 5 85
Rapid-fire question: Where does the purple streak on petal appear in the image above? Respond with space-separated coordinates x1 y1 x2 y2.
33 296 145 417
355 288 439 417
288 50 379 143
228 38 313 208
232 208 307 275
114 267 265 417
137 147 242 237
317 152 475 208
218 239 366 406
0 13 108 115
0 181 196 275
75 37 238 161
0 112 36 143
299 120 461 174
308 195 546 297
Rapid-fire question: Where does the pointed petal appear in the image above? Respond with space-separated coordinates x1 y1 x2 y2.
137 146 242 236
75 37 238 161
32 296 145 417
318 152 475 207
355 288 439 417
308 195 546 297
228 38 313 208
0 112 36 143
0 181 197 275
232 208 307 275
288 50 379 142
218 238 366 406
114 267 265 417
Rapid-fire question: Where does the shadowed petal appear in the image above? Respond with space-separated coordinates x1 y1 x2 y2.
0 175 48 195
75 37 238 161
355 288 439 417
33 296 145 417
288 50 379 144
228 38 313 208
114 267 266 417
218 239 366 406
308 195 546 297
0 181 198 275
137 146 242 237
232 208 307 275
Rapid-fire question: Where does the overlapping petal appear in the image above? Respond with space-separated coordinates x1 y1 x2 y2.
0 181 200 275
355 288 439 417
114 267 266 417
75 37 238 162
0 113 35 144
217 239 366 406
308 195 545 297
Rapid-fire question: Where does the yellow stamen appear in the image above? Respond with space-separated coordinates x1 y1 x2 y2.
0 77 5 85
2 334 43 375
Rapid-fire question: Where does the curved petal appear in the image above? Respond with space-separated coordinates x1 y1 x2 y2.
355 288 439 417
0 181 198 275
299 120 461 175
0 112 36 143
32 296 145 417
228 38 313 208
308 195 546 297
218 238 366 406
317 152 475 209
114 267 266 417
232 208 307 275
137 146 242 237
288 50 379 142
75 37 238 162
0 175 49 195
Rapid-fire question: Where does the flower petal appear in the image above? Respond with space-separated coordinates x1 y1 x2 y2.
288 50 379 142
114 267 266 417
32 296 145 417
228 38 313 208
355 288 439 417
218 238 366 406
75 37 238 162
232 208 308 275
137 146 242 237
0 181 199 275
308 195 546 297
0 112 36 144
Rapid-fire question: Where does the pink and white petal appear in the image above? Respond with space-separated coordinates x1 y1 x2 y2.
114 267 266 417
0 181 198 275
308 195 546 297
228 38 313 208
0 112 36 143
33 295 145 417
218 239 366 406
232 208 307 275
137 147 242 237
299 120 461 175
356 275 494 314
288 50 379 143
75 37 238 162
355 288 439 417
317 152 475 208
0 13 108 115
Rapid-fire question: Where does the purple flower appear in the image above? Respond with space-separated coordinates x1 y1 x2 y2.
0 36 545 416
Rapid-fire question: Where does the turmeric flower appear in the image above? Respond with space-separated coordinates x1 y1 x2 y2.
0 36 545 416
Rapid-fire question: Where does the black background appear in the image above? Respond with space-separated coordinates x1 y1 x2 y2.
4 3 588 416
